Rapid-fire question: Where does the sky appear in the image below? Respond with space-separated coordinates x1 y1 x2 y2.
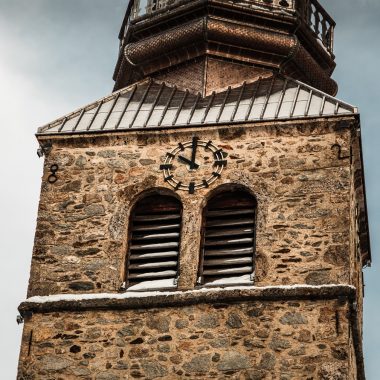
0 0 379 378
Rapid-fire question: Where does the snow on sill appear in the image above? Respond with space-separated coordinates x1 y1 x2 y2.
203 274 253 286
24 284 356 305
127 279 177 291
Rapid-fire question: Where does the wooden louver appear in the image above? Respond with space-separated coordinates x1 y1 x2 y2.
126 194 182 289
199 190 256 285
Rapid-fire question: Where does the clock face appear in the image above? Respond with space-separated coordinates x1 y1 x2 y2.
160 138 227 194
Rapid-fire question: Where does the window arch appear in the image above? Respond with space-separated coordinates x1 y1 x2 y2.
125 193 182 291
198 188 257 286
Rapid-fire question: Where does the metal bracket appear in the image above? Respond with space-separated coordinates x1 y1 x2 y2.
16 315 24 325
118 282 127 292
37 142 52 158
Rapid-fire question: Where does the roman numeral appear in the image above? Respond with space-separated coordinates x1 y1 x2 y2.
214 160 227 167
164 175 174 182
212 172 221 178
202 180 209 188
189 182 195 194
160 164 173 170
214 149 228 158
214 149 224 158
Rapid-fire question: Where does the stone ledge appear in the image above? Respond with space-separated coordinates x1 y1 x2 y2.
19 284 356 316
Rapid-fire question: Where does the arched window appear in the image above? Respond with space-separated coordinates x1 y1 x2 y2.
125 193 182 291
198 189 257 286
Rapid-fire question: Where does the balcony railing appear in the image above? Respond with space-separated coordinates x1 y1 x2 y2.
303 0 335 53
131 0 171 19
130 0 295 20
122 0 334 54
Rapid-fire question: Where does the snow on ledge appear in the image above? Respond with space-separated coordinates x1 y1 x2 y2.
24 284 356 305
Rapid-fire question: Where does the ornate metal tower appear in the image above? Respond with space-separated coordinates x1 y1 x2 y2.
114 0 337 95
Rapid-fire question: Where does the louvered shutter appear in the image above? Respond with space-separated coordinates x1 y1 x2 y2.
126 194 182 289
199 191 256 285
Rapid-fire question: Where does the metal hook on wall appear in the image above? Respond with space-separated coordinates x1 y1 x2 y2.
331 144 351 160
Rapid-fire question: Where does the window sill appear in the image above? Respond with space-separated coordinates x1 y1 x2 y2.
19 284 356 317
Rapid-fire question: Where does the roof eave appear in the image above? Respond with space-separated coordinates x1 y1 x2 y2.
36 113 358 141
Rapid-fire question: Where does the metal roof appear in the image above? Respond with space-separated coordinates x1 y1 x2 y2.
37 76 357 136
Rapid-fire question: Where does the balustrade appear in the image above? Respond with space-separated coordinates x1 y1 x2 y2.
122 0 334 54
130 0 295 20
304 0 335 53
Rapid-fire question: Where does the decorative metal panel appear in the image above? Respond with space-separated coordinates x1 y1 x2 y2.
37 76 357 136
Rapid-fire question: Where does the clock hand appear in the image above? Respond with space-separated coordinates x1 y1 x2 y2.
178 155 199 169
190 137 198 170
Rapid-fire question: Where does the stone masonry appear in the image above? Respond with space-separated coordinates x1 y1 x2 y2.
18 297 354 380
27 118 359 295
17 2 369 378
17 115 366 379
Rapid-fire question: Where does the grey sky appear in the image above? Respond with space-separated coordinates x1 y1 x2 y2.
0 0 379 378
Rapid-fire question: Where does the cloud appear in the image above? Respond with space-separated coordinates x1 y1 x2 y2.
0 2 124 377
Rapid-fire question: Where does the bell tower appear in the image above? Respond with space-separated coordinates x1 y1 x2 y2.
113 0 337 95
18 0 370 379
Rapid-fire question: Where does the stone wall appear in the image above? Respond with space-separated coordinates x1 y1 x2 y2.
18 115 368 378
18 298 354 379
28 117 356 297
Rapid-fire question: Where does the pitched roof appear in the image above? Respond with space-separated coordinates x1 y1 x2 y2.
37 76 357 136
